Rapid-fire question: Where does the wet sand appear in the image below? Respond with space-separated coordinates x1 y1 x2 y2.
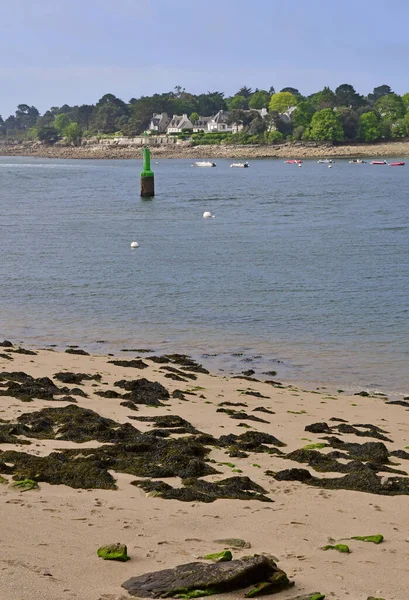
1 345 409 600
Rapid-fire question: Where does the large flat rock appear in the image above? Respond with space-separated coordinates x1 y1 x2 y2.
122 555 291 598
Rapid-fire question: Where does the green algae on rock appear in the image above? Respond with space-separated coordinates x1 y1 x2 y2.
203 551 232 562
97 543 130 561
322 544 350 553
351 534 384 544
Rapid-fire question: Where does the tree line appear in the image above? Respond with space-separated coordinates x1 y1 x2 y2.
1 84 409 146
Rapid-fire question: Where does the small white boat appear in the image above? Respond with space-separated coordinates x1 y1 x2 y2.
230 162 249 168
349 159 366 164
194 161 216 168
317 159 334 164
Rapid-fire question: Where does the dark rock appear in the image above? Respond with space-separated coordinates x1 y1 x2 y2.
390 449 409 460
108 359 149 369
305 422 332 434
65 387 88 397
122 555 291 598
0 372 61 401
165 354 210 374
0 353 13 360
253 407 275 415
242 370 255 376
0 340 13 347
216 408 269 424
218 402 248 408
146 356 170 364
120 401 139 411
172 390 187 401
242 391 269 399
160 366 197 380
329 417 348 423
323 437 389 463
164 373 188 382
65 349 90 356
336 423 392 442
386 400 409 408
95 389 123 399
8 347 37 355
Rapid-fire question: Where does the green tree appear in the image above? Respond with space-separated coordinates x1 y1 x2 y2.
292 101 315 127
37 126 60 144
248 90 270 109
63 122 82 145
359 111 380 142
15 104 40 129
310 108 344 141
54 113 71 133
246 114 267 135
337 107 359 140
280 87 300 95
368 84 393 103
335 84 365 108
375 93 405 120
402 93 409 109
268 92 298 113
226 95 248 110
235 86 253 98
310 87 336 110
189 112 200 123
391 119 406 138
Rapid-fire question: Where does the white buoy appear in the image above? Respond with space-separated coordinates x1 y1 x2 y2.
328 164 332 168
297 163 302 167
203 211 215 219
130 241 139 248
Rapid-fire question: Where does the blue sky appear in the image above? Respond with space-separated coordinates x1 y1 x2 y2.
1 0 409 117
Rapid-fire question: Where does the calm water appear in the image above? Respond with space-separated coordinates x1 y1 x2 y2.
1 155 408 395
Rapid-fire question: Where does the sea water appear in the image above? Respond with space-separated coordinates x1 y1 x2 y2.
0 155 408 395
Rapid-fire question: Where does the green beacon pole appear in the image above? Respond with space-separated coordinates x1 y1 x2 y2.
140 147 155 198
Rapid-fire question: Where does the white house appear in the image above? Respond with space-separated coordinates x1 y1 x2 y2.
192 116 212 132
148 113 170 133
167 114 194 134
207 110 232 133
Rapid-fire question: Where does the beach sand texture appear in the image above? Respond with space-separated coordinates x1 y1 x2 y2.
1 346 409 600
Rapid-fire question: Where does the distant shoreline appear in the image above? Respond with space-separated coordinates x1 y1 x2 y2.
2 139 409 160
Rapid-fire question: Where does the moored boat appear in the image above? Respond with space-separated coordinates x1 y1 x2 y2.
230 162 249 168
349 159 366 164
389 161 405 167
370 160 387 165
317 159 334 164
194 161 216 167
285 159 302 164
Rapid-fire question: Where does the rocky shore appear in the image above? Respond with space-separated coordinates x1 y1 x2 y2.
2 139 409 160
1 341 409 599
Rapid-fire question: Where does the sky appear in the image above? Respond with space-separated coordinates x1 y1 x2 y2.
1 0 409 117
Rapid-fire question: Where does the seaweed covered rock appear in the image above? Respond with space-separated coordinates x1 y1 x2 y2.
54 372 101 385
160 366 197 380
65 348 89 356
274 465 409 495
17 405 141 443
322 438 389 463
130 415 199 435
216 408 269 424
219 431 285 452
305 423 332 434
2 450 117 489
108 359 148 369
0 372 61 401
132 476 272 503
114 378 170 406
122 554 291 598
165 354 210 374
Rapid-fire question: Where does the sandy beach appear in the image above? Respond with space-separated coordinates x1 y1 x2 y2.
1 343 408 600
2 139 409 160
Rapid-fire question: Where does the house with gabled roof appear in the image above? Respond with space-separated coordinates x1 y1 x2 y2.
148 112 170 133
167 114 194 134
207 110 232 133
